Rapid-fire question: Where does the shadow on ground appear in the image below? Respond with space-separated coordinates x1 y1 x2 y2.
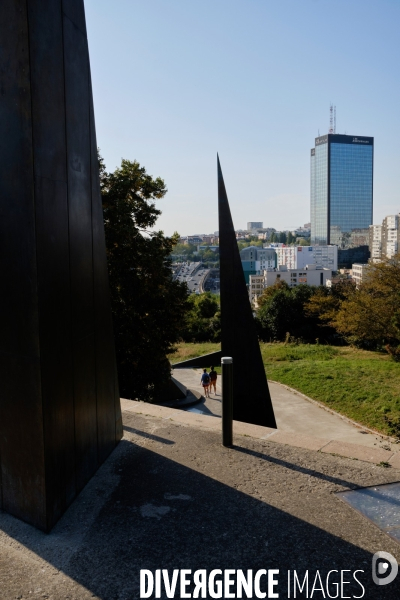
0 417 399 599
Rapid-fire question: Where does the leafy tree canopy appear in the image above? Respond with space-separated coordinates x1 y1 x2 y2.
256 282 328 343
181 292 221 343
329 256 400 357
238 239 263 251
100 155 189 400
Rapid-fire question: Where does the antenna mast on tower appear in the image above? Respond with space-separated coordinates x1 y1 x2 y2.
329 104 336 134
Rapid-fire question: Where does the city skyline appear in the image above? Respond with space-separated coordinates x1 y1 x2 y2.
85 0 400 237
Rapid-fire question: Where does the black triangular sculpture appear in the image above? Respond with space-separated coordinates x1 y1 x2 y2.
171 351 222 369
218 156 277 428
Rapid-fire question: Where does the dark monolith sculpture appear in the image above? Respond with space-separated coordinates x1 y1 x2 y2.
218 156 277 428
0 0 122 531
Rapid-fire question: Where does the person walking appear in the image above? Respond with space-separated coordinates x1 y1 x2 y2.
200 369 210 398
209 366 217 395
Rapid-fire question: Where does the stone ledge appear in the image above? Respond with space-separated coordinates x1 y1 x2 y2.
388 452 400 469
120 399 175 419
320 440 394 464
120 399 400 468
267 430 329 451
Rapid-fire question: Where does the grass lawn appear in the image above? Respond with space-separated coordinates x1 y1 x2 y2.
168 342 220 364
169 342 400 438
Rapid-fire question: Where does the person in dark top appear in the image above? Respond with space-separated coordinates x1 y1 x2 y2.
200 369 210 397
209 366 217 395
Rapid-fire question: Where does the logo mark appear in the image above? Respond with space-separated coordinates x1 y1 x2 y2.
372 552 398 586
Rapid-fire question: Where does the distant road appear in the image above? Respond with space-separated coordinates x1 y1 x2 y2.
173 262 210 294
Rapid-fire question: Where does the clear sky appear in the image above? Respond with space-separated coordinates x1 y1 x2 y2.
85 0 400 237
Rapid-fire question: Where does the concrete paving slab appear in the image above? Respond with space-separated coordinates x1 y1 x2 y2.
389 452 400 469
321 440 394 464
166 410 221 430
268 430 329 451
121 399 175 419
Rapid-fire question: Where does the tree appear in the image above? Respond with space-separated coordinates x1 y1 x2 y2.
171 242 198 262
331 256 400 356
181 293 221 342
256 282 322 342
287 231 295 245
100 155 189 400
305 280 354 343
279 232 287 244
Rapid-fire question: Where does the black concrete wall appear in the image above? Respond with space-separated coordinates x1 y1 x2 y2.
0 0 122 531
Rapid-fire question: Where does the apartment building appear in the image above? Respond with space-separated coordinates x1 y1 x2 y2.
382 215 400 258
240 246 277 283
368 225 382 262
368 214 400 261
352 263 370 287
248 265 332 305
275 245 337 271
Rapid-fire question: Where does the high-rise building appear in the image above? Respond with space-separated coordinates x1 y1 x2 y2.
310 134 373 256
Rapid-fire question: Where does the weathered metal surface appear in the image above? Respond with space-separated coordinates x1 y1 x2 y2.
29 0 76 527
218 156 276 428
0 0 45 530
0 0 121 531
63 10 98 493
89 80 122 462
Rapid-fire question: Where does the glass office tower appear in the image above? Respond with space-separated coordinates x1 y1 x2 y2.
310 134 373 249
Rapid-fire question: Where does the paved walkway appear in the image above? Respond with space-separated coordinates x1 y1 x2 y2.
173 368 397 451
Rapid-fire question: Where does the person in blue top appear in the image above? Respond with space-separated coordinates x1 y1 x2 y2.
200 369 210 398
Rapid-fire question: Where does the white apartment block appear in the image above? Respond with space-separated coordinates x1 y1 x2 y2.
248 265 332 305
383 214 399 258
352 263 370 287
275 245 337 271
368 224 382 262
265 265 332 288
248 274 266 305
369 213 400 261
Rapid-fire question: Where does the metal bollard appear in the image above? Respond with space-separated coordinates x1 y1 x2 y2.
221 357 233 447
